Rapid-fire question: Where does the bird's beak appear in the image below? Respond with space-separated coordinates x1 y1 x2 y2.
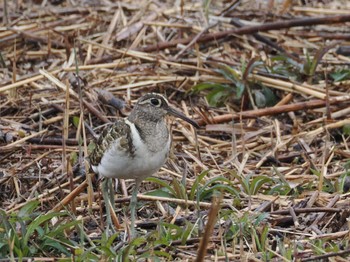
167 107 199 128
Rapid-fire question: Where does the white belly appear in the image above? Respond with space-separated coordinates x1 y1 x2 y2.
91 121 170 180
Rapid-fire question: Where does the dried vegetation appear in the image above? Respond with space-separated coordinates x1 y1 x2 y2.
1 0 350 261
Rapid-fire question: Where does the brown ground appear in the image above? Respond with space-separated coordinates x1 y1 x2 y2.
1 0 350 261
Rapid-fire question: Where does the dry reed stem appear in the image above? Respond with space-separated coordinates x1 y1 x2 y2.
196 193 222 262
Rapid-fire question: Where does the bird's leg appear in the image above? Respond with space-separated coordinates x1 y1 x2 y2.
108 178 116 211
130 180 140 238
102 178 116 234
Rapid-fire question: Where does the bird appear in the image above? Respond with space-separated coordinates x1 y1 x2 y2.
89 93 199 237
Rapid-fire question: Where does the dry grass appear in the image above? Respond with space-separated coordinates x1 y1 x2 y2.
1 0 350 261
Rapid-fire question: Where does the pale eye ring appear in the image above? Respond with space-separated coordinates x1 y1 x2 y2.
150 98 161 106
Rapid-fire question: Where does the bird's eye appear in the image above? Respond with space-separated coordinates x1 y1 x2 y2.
150 98 161 106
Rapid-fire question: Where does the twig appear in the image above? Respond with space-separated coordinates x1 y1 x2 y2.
0 129 48 152
270 207 341 215
7 27 65 48
197 95 350 125
196 193 222 262
301 248 350 262
39 69 110 124
140 14 350 52
310 194 340 227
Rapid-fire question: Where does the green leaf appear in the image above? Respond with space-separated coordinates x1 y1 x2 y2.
71 116 80 128
0 51 6 68
0 209 13 232
189 170 209 201
303 51 312 76
180 222 194 245
311 168 320 177
229 172 250 195
171 178 187 200
23 212 67 246
99 246 117 257
46 219 81 238
345 160 350 171
261 87 277 107
43 238 71 256
198 176 238 201
235 82 245 99
206 86 230 106
145 177 176 196
330 70 350 82
191 63 246 107
242 58 264 80
192 82 227 92
199 184 238 201
159 222 183 240
87 141 96 154
70 151 78 165
342 124 350 136
268 184 292 195
250 176 273 195
254 213 270 225
336 173 349 193
254 90 266 108
309 44 337 78
252 225 262 251
217 64 241 84
122 236 146 259
18 200 40 219
144 189 175 198
13 244 24 258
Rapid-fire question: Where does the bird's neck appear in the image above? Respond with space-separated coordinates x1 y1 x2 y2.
127 111 170 152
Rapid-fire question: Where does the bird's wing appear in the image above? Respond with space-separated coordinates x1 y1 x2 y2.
89 119 134 166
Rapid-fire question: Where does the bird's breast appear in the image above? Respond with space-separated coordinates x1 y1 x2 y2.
92 120 171 180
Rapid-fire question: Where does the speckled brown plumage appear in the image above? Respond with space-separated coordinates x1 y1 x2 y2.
89 119 135 166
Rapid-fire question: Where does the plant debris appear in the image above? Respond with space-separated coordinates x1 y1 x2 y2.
1 0 350 260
